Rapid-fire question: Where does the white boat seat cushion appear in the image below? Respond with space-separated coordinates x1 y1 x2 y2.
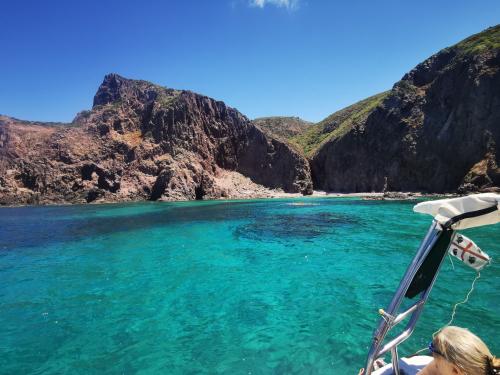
372 355 433 375
413 193 500 230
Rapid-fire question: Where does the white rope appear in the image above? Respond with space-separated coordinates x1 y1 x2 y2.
411 346 430 356
432 271 481 337
448 253 455 270
444 271 481 327
410 270 481 356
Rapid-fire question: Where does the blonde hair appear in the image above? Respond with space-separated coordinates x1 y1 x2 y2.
433 326 499 375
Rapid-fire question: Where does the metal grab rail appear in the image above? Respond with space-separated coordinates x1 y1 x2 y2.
364 221 451 375
377 300 425 356
393 300 424 325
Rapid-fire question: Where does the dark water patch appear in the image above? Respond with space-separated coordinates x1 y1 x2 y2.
0 198 368 251
0 202 245 251
0 197 417 251
234 212 358 243
0 199 325 251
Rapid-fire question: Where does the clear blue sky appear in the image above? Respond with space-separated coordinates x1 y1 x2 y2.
1 0 499 123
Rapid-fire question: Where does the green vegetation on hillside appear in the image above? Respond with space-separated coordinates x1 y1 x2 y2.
156 89 181 108
253 116 312 141
455 25 500 54
290 91 389 157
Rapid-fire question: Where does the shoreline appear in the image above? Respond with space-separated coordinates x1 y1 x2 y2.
0 190 458 209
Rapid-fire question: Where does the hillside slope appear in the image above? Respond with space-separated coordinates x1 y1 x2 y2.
290 92 389 157
0 74 313 205
253 116 312 141
312 25 500 193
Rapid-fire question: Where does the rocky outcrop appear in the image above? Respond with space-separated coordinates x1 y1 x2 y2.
0 74 312 205
312 25 500 193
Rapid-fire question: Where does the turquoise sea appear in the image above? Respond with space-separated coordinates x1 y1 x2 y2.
0 198 498 374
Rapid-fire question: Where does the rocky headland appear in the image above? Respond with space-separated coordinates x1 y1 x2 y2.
0 75 312 205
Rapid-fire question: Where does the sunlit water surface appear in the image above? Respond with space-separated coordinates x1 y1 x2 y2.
0 198 498 374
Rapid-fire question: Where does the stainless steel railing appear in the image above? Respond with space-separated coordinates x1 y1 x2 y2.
364 221 451 375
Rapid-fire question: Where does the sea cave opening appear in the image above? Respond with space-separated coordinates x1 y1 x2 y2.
194 184 205 200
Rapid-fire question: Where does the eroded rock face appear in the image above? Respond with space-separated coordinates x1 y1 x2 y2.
0 74 312 205
312 27 500 193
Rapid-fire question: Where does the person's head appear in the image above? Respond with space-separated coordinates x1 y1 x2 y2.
428 326 499 375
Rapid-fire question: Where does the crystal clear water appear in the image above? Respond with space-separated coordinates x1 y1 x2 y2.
0 198 498 374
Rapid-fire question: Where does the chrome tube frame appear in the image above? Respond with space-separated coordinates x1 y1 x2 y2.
364 221 450 375
391 346 400 375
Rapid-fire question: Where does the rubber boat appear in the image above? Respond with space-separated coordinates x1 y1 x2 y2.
363 193 500 375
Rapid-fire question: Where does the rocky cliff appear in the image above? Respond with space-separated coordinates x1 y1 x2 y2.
0 74 313 205
311 25 500 193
